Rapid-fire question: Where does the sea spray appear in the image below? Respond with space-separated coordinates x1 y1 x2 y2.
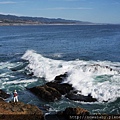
22 50 120 102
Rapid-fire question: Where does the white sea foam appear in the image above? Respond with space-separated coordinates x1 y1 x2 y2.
0 62 17 81
0 61 36 89
22 50 120 102
53 53 63 58
2 79 38 85
0 62 16 69
46 53 63 58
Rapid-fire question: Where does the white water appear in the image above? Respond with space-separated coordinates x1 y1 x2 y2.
0 61 39 90
22 50 120 102
2 79 38 85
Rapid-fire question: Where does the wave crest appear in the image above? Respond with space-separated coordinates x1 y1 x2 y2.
22 50 120 102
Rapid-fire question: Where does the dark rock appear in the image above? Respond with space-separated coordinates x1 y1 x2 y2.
27 72 34 76
24 69 34 76
62 107 89 115
10 68 17 71
54 72 68 83
46 82 73 95
28 72 72 102
57 107 90 120
45 107 89 120
0 89 10 99
66 92 97 102
28 72 97 103
28 85 61 102
0 98 5 102
45 114 67 120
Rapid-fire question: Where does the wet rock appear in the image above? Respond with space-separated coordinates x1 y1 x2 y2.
0 89 10 99
66 92 97 102
27 72 34 76
59 107 89 120
46 82 73 95
54 72 68 83
24 69 34 76
28 72 72 102
0 98 5 102
28 85 61 102
46 72 73 95
45 107 89 120
62 107 89 115
28 72 97 103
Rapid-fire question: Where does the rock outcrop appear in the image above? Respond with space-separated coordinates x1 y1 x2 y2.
28 72 97 102
45 107 90 120
0 98 5 102
0 89 10 99
0 89 44 120
46 82 73 95
57 107 90 120
53 73 97 102
61 107 90 115
28 85 61 102
0 101 44 120
66 92 97 102
54 72 68 83
46 72 73 95
28 72 73 102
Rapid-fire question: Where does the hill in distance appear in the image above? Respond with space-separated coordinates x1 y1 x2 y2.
0 14 94 25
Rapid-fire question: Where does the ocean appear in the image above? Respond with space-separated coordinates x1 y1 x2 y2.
0 25 120 114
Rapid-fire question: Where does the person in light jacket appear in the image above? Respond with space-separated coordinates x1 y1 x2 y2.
13 90 18 102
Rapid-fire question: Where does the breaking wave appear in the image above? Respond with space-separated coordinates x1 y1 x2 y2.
22 50 120 102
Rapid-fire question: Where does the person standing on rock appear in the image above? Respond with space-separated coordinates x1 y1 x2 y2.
13 90 18 102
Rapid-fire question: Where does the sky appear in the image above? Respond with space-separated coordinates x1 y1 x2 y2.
0 0 120 24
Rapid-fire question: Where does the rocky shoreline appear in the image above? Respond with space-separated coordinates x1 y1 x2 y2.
0 73 106 120
28 72 97 102
0 90 44 120
0 93 91 120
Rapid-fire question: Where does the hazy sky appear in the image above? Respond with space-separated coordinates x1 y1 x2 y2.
0 0 120 24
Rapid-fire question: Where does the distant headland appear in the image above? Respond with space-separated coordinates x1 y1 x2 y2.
0 14 96 26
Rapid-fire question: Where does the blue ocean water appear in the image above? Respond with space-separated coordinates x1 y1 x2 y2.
0 25 120 114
